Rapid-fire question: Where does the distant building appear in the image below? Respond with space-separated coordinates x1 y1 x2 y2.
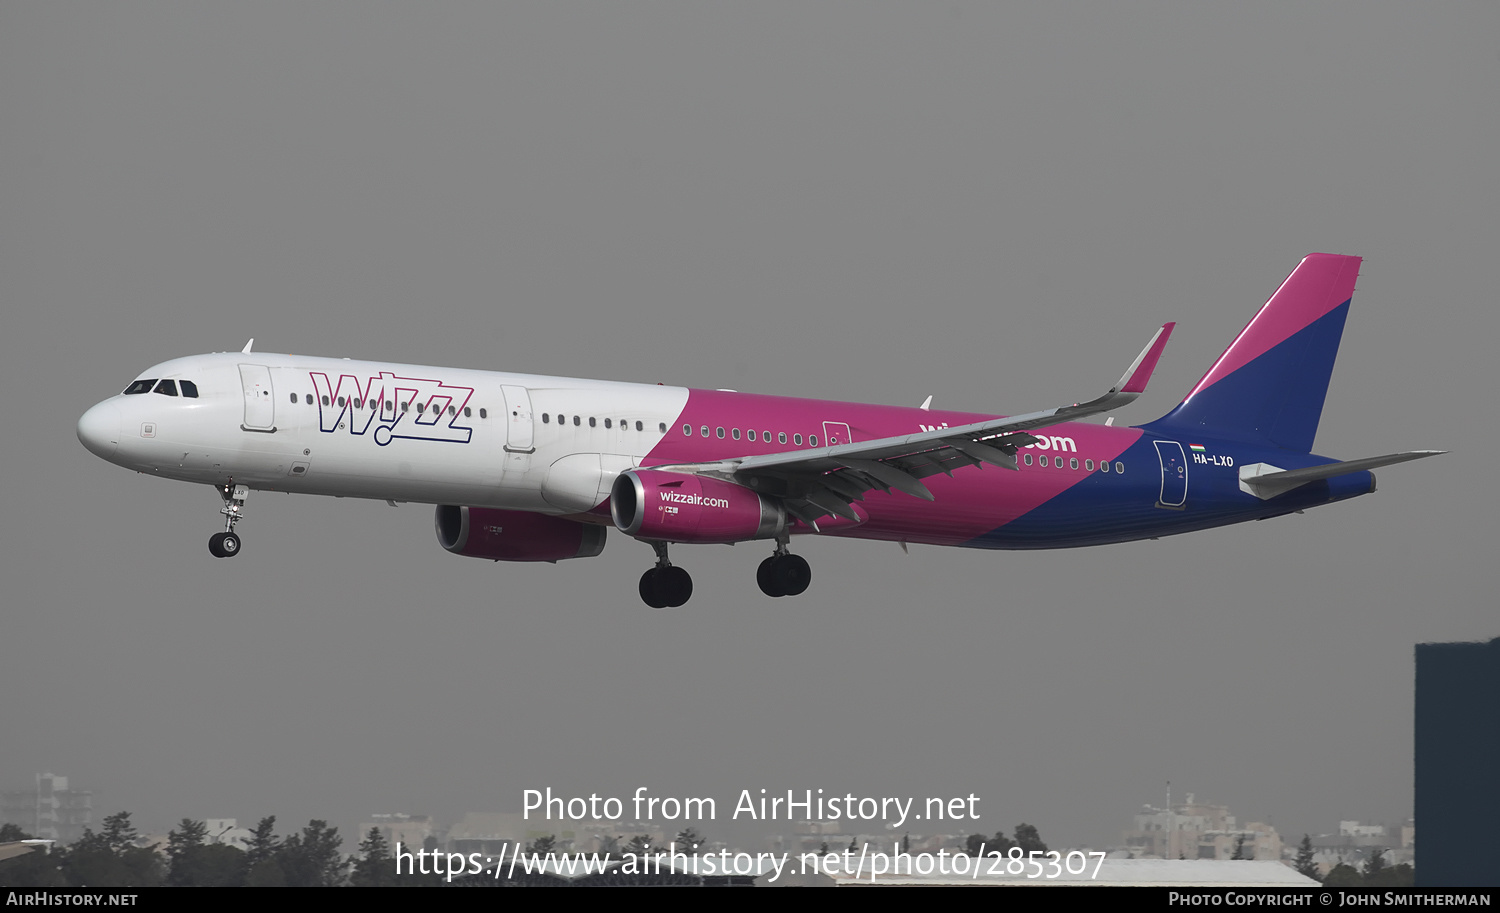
1415 636 1500 887
1120 793 1281 862
203 818 252 849
0 773 94 845
1307 819 1412 873
445 812 665 857
359 813 434 853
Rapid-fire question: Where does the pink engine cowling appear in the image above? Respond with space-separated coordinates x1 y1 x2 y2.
610 470 785 543
435 505 607 562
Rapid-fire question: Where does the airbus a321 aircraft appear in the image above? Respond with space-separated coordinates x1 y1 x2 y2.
78 253 1441 607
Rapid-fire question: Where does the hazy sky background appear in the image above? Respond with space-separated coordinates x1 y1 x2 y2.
3 3 1495 850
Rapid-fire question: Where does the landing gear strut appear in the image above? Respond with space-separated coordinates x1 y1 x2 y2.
756 535 811 598
209 482 248 558
638 540 693 608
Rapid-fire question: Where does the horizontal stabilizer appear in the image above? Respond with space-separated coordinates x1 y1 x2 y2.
1238 451 1445 500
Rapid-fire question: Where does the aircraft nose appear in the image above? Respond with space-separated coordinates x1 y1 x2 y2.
77 400 121 458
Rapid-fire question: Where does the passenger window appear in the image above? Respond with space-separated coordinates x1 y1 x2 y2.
465 407 473 418
306 394 313 405
449 405 457 416
1085 459 1094 471
809 435 817 446
323 396 331 406
1024 453 1033 466
290 393 297 404
1115 462 1124 473
179 381 198 398
716 427 725 439
732 428 741 440
1101 461 1109 473
604 418 612 429
701 425 709 437
747 429 755 441
1070 458 1079 470
124 379 157 395
683 424 691 436
778 432 787 444
794 434 802 445
589 417 597 428
417 402 425 413
573 415 580 426
480 408 488 419
153 379 178 396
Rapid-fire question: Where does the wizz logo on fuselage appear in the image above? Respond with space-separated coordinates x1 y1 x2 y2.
309 371 474 446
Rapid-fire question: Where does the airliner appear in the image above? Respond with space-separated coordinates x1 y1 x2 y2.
77 253 1442 607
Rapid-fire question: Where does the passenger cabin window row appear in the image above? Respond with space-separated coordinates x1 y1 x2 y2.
291 393 489 419
540 414 667 434
684 424 819 448
124 379 200 398
288 397 675 433
1021 452 1124 474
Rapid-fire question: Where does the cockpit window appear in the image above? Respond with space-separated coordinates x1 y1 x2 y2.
153 379 179 396
124 379 158 395
180 380 198 398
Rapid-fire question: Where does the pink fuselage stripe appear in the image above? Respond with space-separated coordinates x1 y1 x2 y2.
1185 254 1358 400
646 389 1144 545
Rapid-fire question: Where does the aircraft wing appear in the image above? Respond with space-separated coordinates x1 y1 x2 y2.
656 323 1174 525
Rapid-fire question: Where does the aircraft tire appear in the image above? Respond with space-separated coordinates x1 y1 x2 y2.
757 556 783 597
209 532 241 558
772 554 810 596
659 565 693 607
639 569 669 609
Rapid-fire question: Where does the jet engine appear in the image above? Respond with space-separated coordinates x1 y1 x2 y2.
435 506 607 562
610 470 785 543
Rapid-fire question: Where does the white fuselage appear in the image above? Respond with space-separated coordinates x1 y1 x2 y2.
79 352 687 518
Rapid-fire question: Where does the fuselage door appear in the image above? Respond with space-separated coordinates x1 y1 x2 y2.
501 385 536 453
823 422 853 447
239 364 276 432
1154 440 1187 509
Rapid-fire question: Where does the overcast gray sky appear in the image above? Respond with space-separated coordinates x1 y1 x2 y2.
3 2 1495 851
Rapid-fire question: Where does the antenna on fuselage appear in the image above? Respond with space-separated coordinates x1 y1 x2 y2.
242 339 254 353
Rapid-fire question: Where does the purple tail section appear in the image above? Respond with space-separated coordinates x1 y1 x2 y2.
1142 253 1360 453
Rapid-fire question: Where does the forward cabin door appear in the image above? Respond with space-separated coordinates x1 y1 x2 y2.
239 364 276 432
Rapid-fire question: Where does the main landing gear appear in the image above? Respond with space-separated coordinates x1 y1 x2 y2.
634 537 814 606
757 537 811 598
209 482 249 558
639 541 693 609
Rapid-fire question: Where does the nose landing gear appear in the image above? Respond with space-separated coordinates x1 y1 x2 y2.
209 482 249 558
638 540 693 608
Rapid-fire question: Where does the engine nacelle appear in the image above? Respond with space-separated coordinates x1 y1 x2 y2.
610 470 785 543
435 505 607 562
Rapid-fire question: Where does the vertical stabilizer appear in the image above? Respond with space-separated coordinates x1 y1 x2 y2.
1142 253 1360 453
